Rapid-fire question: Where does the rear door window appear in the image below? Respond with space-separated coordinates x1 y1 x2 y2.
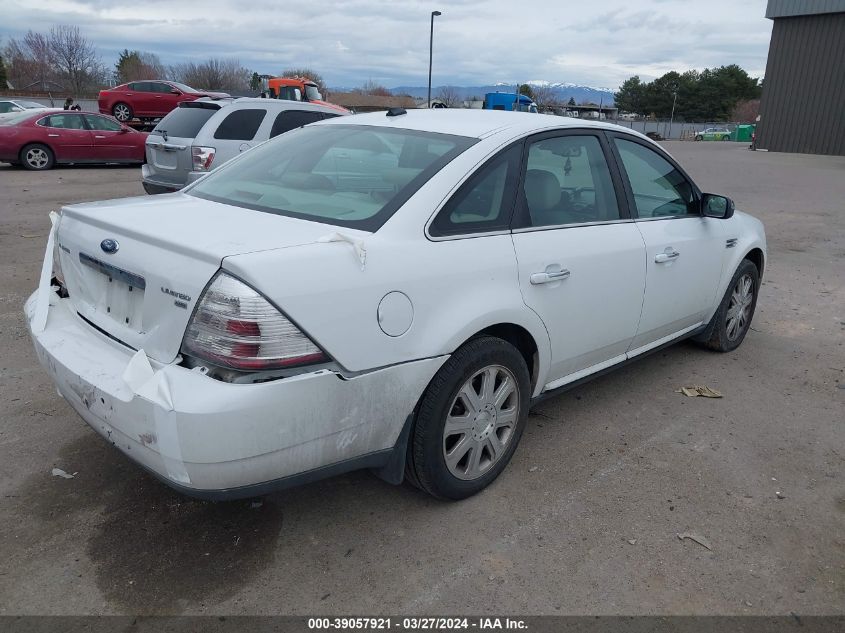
128 82 150 92
42 114 87 130
213 109 267 141
269 110 325 138
83 115 122 131
150 106 218 138
520 134 620 228
429 144 522 236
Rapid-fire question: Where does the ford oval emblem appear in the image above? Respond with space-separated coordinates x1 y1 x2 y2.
100 239 119 254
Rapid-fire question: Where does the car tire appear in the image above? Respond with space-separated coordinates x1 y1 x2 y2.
112 102 133 122
406 335 531 500
695 135 703 141
723 135 730 141
699 259 759 353
20 144 55 171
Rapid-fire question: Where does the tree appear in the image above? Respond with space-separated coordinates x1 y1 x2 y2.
731 99 760 122
531 84 559 110
171 58 251 91
567 96 576 106
436 85 461 107
279 68 326 95
614 76 646 114
616 65 761 121
249 72 261 91
354 79 391 96
4 31 54 90
518 83 535 100
49 25 103 94
115 49 166 84
0 53 7 88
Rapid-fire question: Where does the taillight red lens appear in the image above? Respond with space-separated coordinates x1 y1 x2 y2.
181 272 328 371
191 146 215 171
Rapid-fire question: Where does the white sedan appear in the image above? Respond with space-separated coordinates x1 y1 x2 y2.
26 110 766 500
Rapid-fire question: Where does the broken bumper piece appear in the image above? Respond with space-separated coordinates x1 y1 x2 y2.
25 290 444 499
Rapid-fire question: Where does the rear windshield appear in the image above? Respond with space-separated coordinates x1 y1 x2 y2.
188 124 476 231
151 106 218 138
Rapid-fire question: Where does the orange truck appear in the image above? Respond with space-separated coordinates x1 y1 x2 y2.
262 76 348 113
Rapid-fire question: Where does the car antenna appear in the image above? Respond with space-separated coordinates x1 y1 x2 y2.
386 107 407 117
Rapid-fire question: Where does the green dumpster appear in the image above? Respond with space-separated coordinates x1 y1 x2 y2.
733 124 755 142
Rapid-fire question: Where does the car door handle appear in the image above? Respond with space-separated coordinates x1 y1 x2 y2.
530 268 571 285
48 133 60 137
655 249 680 263
94 135 106 139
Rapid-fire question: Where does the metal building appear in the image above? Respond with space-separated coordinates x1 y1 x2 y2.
756 0 845 156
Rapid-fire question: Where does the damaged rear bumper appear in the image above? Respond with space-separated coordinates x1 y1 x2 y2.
25 290 445 499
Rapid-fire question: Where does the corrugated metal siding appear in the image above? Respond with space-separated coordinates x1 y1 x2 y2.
766 0 845 19
757 13 845 155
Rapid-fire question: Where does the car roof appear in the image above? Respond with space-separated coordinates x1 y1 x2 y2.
222 97 342 112
315 108 647 140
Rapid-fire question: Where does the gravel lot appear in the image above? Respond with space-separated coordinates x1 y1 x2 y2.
0 142 843 616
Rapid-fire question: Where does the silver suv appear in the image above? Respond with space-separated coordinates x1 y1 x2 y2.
141 98 346 194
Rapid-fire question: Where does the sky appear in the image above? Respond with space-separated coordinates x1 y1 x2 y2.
0 0 773 89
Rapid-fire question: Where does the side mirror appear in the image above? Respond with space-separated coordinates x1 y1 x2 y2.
171 89 181 95
118 126 129 134
702 193 735 219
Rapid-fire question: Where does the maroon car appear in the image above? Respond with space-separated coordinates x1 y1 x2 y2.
98 80 230 123
0 110 147 170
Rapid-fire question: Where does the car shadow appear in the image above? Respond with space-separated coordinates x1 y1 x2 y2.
11 339 712 614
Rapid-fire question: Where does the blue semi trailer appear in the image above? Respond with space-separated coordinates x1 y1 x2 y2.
483 92 538 113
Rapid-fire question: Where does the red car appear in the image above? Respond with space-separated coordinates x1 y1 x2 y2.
0 110 147 170
98 80 230 123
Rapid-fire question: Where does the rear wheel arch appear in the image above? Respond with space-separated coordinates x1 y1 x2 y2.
744 248 764 280
463 323 540 393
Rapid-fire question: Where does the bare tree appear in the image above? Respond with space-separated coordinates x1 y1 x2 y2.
279 68 326 95
171 58 251 92
49 25 103 94
531 84 559 110
436 85 461 107
354 79 391 96
730 99 760 123
3 31 55 90
115 49 166 84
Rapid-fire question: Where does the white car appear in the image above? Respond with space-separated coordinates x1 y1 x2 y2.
0 99 48 114
26 110 766 500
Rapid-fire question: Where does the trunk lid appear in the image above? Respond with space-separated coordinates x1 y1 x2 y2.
56 193 362 363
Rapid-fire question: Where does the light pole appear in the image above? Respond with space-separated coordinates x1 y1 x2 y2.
428 10 441 108
668 89 678 138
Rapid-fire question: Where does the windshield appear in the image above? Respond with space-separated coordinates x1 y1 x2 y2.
305 84 322 101
169 81 200 94
19 101 44 109
188 124 476 231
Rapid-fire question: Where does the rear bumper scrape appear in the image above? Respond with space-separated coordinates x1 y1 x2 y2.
25 290 447 497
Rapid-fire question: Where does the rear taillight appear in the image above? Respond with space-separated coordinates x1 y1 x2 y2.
191 146 215 171
181 272 327 371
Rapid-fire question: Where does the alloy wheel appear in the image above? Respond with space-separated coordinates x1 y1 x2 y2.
726 273 754 341
113 104 131 121
26 147 49 169
442 365 519 481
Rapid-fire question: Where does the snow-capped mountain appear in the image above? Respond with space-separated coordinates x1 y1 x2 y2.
380 82 615 104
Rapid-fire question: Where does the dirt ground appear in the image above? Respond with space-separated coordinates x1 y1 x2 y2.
0 142 842 616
